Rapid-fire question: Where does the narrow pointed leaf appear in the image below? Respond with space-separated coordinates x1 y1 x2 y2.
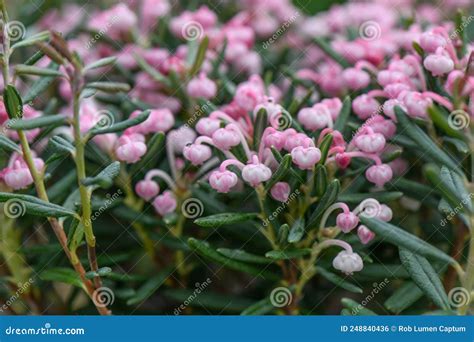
6 114 67 130
194 212 259 228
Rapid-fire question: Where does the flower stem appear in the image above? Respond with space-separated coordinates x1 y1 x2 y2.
72 91 102 289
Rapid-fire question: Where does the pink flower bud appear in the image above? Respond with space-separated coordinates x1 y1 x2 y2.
377 70 409 87
168 127 197 153
196 117 221 136
352 95 380 120
332 250 363 275
234 78 265 111
152 190 177 216
357 225 375 244
142 109 175 134
291 146 321 170
3 158 43 190
335 153 351 169
297 104 330 131
383 99 406 120
264 130 286 150
401 91 432 118
336 212 359 233
354 132 386 153
342 68 371 90
209 170 238 193
384 82 411 99
320 98 343 120
183 143 212 165
424 53 454 76
366 115 397 139
284 133 312 152
212 127 240 150
115 134 147 164
187 73 217 99
365 164 393 187
270 182 291 202
242 163 272 186
419 32 446 53
135 180 160 201
377 204 393 221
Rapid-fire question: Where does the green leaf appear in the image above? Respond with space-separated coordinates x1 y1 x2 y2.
0 135 21 153
334 96 351 132
314 165 328 197
360 217 455 264
126 267 172 306
48 135 75 155
424 164 472 213
189 36 209 77
253 108 268 151
399 249 450 310
188 238 277 280
40 267 83 288
316 267 363 294
313 38 351 68
318 134 333 165
24 63 59 103
6 114 67 130
135 54 171 88
68 219 84 256
194 212 259 228
278 223 290 245
14 65 63 77
265 248 311 260
0 193 77 218
307 179 340 228
216 248 273 264
84 57 117 72
88 110 150 137
338 192 403 204
287 218 305 243
384 281 423 314
264 154 291 191
427 106 464 140
82 161 120 189
3 85 23 119
85 82 131 93
10 31 50 50
395 106 460 173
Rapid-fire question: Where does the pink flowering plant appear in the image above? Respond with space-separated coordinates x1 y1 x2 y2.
0 0 473 316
